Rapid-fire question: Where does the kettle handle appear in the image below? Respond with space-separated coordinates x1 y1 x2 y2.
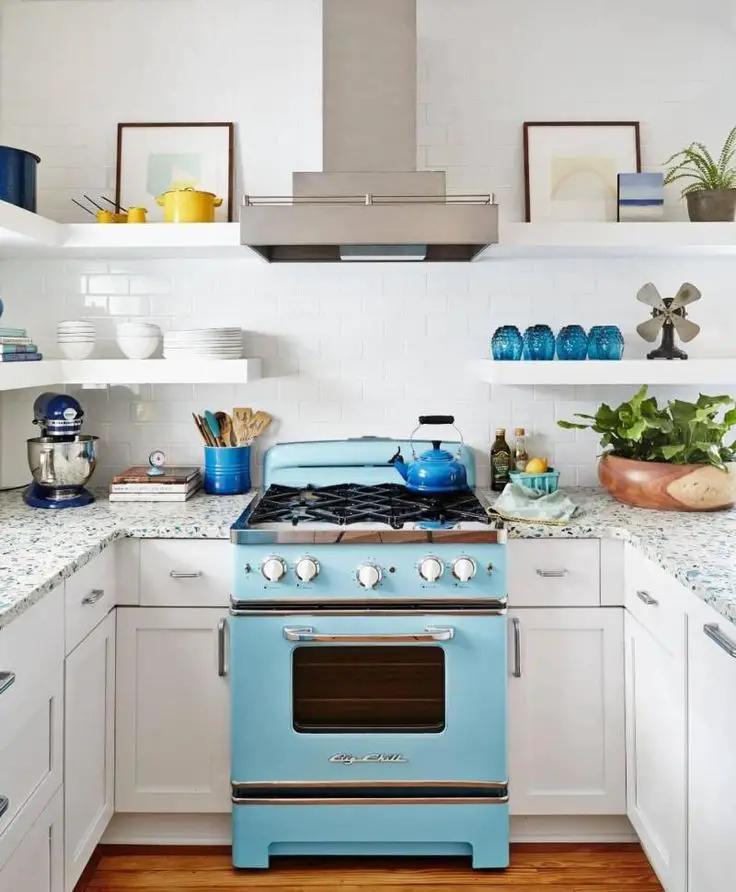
409 416 464 460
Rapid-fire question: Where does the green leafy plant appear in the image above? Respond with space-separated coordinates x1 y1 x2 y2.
663 126 736 197
558 386 736 470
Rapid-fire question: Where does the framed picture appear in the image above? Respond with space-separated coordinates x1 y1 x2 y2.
115 122 235 222
523 121 641 222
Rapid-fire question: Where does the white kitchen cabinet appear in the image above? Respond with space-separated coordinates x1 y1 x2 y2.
115 607 230 813
508 607 625 815
64 612 115 892
625 611 687 892
688 597 736 892
0 788 63 892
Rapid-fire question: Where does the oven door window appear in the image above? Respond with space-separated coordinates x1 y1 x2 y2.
292 645 445 733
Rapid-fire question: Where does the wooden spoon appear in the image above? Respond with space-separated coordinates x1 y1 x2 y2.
232 407 253 446
215 411 235 446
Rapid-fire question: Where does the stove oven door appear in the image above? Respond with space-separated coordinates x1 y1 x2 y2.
230 612 506 787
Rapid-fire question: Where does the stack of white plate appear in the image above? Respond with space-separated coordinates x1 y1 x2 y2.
163 327 242 360
57 320 95 360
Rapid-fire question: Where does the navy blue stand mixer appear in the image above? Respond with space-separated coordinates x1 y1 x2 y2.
24 392 98 509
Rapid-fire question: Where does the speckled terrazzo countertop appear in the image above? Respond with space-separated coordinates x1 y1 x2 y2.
0 486 734 631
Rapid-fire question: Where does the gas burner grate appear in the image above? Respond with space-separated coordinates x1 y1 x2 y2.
247 483 492 528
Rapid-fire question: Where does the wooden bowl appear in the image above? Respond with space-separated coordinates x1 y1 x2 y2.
598 454 736 511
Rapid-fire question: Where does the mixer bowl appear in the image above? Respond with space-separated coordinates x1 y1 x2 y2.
27 436 98 491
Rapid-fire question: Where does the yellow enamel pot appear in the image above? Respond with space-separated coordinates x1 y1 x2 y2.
155 187 223 223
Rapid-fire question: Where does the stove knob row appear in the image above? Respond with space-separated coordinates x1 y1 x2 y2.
418 556 444 582
261 556 287 583
452 556 477 582
295 556 320 583
356 562 382 589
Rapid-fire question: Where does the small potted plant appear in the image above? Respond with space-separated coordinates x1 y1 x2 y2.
558 386 736 511
663 126 736 221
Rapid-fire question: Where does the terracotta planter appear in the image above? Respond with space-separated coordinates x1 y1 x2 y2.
686 188 736 222
598 454 736 511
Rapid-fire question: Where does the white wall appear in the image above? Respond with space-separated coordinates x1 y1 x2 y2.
1 0 735 487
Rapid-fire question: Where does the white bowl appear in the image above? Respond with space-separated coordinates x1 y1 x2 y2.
117 322 161 335
58 324 95 333
59 341 94 360
117 336 159 360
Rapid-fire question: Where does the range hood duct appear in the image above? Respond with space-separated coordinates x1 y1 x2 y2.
240 0 498 263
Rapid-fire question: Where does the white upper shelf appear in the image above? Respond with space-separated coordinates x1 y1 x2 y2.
479 359 736 386
2 200 736 260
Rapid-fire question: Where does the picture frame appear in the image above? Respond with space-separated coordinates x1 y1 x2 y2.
115 122 235 222
523 121 641 222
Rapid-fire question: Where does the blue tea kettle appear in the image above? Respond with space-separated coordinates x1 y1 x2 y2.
389 415 469 494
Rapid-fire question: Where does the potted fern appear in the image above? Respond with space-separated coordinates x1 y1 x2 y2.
663 126 736 221
558 386 736 511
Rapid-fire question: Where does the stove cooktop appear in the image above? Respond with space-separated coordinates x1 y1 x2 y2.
246 483 493 530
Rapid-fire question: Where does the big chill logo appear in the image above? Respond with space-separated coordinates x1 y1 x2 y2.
329 753 408 765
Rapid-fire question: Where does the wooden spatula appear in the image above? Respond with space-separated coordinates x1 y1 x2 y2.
248 410 272 441
232 407 253 446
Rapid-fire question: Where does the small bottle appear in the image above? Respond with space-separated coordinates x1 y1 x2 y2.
513 427 529 472
491 428 512 492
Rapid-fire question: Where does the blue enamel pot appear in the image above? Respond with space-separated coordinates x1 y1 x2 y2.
0 146 41 212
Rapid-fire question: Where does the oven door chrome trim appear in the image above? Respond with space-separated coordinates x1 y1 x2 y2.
230 596 507 616
232 795 509 805
231 780 509 790
283 625 455 643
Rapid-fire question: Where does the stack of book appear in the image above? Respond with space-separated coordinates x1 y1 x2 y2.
109 466 202 502
0 326 42 363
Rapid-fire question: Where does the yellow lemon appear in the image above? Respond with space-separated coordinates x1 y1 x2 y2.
525 457 548 474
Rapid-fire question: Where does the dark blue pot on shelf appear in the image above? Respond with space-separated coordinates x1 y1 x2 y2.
523 325 555 361
491 325 524 360
556 325 588 361
0 146 40 212
589 325 624 360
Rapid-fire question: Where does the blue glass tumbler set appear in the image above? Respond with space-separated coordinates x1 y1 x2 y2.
491 324 624 361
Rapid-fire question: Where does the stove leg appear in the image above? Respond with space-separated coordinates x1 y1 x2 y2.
232 840 270 869
471 839 509 870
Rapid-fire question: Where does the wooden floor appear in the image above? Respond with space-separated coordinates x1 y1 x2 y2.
80 845 663 891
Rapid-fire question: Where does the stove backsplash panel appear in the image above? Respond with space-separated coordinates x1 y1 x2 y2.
0 255 733 488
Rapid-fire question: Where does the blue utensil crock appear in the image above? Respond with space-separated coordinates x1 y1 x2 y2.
203 445 251 495
523 325 555 361
491 325 524 361
556 325 588 361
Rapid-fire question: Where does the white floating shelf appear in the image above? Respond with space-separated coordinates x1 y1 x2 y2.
479 359 736 386
0 360 63 391
61 222 255 259
62 358 262 386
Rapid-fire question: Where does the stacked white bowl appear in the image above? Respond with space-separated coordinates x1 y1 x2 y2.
163 327 242 360
116 322 161 360
57 320 95 360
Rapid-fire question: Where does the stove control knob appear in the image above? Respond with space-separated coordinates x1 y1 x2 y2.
418 556 444 582
356 562 382 589
261 556 287 583
452 556 477 583
295 556 320 583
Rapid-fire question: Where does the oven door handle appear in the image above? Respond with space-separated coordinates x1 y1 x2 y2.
282 626 455 643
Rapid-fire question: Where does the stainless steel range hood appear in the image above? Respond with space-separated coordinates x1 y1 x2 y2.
240 0 498 263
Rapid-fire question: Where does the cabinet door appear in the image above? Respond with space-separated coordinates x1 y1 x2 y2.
64 612 115 892
688 603 736 892
0 788 63 892
508 607 625 815
625 611 686 892
115 607 230 812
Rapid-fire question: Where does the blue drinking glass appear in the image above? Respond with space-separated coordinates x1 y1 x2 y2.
556 325 588 361
523 324 555 361
597 325 625 360
491 325 524 360
587 326 605 360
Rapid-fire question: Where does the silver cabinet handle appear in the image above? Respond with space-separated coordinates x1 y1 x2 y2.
0 672 15 696
636 589 658 607
704 623 736 658
512 618 521 678
217 618 229 677
169 570 203 579
82 588 105 606
535 569 568 578
283 626 455 643
0 796 8 819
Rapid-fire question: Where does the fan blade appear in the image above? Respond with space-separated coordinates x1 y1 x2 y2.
671 316 701 342
637 317 665 342
671 282 701 309
637 282 665 309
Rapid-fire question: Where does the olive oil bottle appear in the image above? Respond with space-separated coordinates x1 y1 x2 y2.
490 428 512 492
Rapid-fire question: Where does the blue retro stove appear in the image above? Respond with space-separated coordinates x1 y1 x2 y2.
229 438 508 870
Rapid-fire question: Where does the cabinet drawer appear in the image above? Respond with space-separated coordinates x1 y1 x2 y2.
65 546 116 655
0 787 63 890
140 540 231 607
0 670 63 842
508 540 600 607
624 546 686 655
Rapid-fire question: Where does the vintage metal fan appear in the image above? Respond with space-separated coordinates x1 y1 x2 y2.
636 282 701 360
